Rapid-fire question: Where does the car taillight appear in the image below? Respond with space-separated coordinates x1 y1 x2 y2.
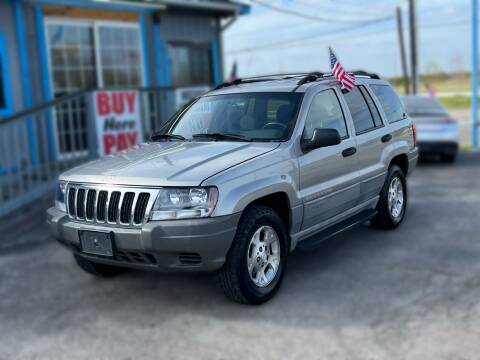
412 123 417 146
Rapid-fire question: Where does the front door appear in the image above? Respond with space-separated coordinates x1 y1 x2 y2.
299 88 360 230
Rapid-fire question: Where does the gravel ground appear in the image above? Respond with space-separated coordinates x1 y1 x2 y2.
1 153 480 360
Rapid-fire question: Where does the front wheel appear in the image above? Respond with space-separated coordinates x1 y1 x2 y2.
371 165 407 230
217 206 288 305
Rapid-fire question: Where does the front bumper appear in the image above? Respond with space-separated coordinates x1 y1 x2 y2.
47 207 241 272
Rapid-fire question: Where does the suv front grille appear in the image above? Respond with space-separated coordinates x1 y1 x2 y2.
66 184 157 226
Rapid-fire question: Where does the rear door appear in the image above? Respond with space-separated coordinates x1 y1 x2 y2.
341 85 391 204
298 88 359 230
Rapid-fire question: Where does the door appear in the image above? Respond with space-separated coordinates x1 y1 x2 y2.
299 88 360 230
341 85 391 204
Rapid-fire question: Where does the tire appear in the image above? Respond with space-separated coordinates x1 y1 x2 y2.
217 206 288 305
371 165 407 230
74 253 128 277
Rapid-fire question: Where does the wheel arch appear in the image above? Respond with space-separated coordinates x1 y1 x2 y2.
389 153 409 175
243 192 292 235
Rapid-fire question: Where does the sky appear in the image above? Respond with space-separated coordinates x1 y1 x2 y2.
223 0 470 79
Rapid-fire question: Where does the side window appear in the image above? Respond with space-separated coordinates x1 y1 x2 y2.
359 86 383 128
343 86 376 134
0 33 12 116
304 89 348 140
370 84 405 123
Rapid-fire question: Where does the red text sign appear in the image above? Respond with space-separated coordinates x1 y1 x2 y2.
93 91 143 156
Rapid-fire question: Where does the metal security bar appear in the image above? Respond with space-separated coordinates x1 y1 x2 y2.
0 86 178 217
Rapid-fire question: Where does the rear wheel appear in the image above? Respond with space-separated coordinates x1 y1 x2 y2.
371 165 407 230
217 206 288 305
74 254 128 277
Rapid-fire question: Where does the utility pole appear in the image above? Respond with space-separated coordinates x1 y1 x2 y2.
396 6 410 95
408 0 419 94
473 0 478 150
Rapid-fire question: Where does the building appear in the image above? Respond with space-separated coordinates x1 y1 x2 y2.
0 0 249 216
0 0 249 118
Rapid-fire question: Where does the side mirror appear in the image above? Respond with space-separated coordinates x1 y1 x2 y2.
302 128 341 152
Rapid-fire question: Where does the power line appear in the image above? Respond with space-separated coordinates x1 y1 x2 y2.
227 16 394 54
291 0 396 16
250 0 394 23
226 18 468 55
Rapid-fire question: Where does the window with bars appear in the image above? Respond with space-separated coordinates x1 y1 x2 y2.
45 22 144 156
169 43 212 87
98 26 143 87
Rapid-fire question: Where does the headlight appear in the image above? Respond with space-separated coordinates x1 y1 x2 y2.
150 187 218 221
55 181 67 212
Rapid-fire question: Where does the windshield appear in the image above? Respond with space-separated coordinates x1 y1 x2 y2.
402 97 448 116
163 92 303 141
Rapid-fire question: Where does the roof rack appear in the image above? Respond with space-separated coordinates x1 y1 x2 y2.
291 72 324 92
349 70 381 79
211 70 381 92
211 72 321 91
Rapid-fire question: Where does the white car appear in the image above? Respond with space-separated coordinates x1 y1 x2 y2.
402 96 459 162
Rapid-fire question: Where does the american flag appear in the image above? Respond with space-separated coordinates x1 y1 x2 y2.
329 47 355 92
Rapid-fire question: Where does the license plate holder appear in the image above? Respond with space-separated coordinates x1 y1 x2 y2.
79 230 114 257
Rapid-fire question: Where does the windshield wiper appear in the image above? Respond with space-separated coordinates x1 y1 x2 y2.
150 133 187 142
192 133 252 142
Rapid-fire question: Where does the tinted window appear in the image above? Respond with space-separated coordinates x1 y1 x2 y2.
371 85 405 123
359 86 383 127
168 92 303 141
343 86 376 134
169 44 212 87
304 89 348 139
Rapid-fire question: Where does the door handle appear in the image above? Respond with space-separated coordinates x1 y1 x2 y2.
381 134 392 143
342 147 357 157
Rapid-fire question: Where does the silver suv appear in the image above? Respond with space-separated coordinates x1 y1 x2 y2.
47 72 418 304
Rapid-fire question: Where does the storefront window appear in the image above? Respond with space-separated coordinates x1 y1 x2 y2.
98 26 142 87
46 21 144 156
47 24 97 97
169 43 212 87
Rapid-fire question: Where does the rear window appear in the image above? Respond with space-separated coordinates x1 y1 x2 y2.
370 85 405 123
402 97 448 116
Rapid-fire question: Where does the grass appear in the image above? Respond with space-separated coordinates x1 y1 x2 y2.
438 96 473 109
386 72 475 110
388 72 471 95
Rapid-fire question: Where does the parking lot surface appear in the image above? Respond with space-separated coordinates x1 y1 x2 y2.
1 153 480 360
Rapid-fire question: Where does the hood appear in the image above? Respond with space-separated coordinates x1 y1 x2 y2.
60 141 280 186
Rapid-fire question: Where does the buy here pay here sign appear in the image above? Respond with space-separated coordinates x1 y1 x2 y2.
93 90 143 156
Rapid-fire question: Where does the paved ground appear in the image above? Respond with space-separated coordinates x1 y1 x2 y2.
1 153 480 360
449 108 472 147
